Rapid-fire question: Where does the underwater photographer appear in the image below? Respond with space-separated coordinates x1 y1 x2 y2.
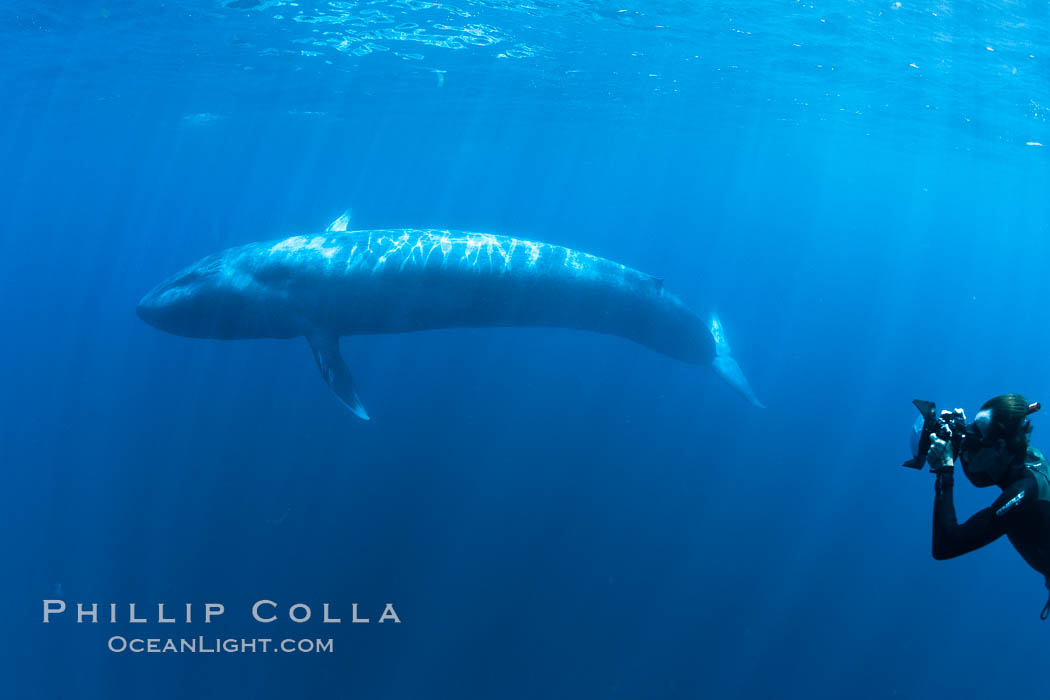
907 394 1050 618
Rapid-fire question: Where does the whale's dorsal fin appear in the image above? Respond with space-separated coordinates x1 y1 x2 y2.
326 210 352 233
307 332 370 420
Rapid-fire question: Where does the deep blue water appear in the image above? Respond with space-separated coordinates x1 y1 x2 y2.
3 1 1050 698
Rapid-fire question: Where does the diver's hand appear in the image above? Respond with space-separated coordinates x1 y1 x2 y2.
927 434 955 475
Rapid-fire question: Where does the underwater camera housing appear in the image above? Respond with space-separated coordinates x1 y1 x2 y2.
903 399 967 470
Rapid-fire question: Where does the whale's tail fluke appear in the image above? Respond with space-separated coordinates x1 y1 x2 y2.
709 314 765 408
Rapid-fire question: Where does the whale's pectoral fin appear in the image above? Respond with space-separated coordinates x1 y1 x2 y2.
307 333 370 421
709 314 765 409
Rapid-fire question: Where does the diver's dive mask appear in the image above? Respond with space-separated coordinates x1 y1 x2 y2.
962 409 997 450
960 409 1008 487
959 405 1042 487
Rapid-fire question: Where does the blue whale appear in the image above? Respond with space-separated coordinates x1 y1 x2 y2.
137 213 763 419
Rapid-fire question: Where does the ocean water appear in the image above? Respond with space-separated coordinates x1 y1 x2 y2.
3 1 1050 697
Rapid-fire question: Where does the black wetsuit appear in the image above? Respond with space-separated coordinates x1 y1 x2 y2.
934 446 1050 617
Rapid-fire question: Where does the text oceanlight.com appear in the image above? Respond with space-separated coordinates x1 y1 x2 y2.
108 636 335 654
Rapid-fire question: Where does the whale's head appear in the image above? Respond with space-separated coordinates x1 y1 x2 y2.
137 249 275 339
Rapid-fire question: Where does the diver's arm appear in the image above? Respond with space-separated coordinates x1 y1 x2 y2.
932 474 1019 560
